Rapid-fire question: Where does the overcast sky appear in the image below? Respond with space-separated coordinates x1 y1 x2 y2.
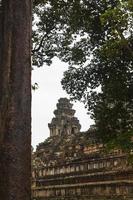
32 58 93 149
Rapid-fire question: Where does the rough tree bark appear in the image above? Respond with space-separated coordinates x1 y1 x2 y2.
0 1 32 200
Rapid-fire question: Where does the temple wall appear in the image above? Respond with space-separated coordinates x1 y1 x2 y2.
33 155 128 178
32 184 133 200
32 99 133 200
32 155 133 200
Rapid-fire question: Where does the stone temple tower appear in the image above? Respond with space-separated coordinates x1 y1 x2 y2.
48 98 81 137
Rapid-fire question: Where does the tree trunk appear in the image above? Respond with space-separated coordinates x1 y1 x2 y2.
0 1 32 200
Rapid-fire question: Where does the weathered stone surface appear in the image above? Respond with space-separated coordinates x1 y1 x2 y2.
32 98 133 200
48 98 81 137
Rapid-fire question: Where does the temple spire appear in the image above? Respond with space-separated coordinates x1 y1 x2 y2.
48 98 81 137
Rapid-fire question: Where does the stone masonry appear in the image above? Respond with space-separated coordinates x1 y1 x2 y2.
32 98 133 200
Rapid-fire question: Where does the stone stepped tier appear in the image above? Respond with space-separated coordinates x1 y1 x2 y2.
32 98 133 200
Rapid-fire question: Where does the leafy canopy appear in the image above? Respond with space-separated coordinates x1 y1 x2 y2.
32 0 133 151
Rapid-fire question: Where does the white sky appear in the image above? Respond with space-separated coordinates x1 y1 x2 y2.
32 58 93 149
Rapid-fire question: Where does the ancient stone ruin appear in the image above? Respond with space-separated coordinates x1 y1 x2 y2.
32 98 133 200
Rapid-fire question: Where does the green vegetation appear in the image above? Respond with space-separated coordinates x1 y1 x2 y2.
32 0 133 151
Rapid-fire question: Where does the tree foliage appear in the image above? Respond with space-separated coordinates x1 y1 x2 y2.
32 0 133 151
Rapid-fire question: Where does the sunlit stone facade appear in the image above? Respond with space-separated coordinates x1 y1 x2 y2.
32 98 133 200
